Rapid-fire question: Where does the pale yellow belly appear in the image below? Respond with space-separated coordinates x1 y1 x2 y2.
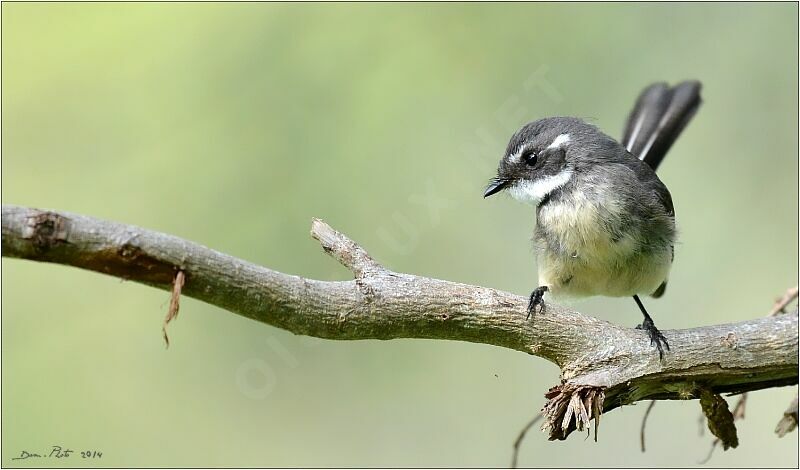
535 197 672 299
537 248 672 299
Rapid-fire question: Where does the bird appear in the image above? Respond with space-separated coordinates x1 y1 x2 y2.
483 81 702 358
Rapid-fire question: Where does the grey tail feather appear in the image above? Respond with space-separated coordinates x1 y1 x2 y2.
621 80 702 171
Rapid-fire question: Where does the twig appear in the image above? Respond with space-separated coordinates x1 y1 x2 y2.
698 412 705 437
310 218 382 278
640 400 657 452
510 413 543 468
775 395 798 437
768 286 798 316
699 436 716 465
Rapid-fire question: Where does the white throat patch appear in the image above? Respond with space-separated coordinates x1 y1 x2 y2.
509 168 574 205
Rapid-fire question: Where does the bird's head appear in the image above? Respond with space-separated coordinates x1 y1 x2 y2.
483 117 600 204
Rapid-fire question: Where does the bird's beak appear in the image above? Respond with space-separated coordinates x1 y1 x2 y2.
483 178 510 198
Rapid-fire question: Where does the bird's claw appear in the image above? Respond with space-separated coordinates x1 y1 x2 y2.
637 317 670 360
526 286 549 319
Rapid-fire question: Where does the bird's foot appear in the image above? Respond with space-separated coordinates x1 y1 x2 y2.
526 286 549 319
636 317 670 360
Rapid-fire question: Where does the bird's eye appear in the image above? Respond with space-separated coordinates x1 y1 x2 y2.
521 149 538 166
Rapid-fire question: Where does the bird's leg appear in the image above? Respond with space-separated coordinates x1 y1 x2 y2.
527 286 549 319
633 294 669 359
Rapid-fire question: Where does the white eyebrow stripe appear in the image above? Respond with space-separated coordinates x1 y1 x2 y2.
508 147 524 162
547 133 571 149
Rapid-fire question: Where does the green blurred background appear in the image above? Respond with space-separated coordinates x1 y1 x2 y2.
2 2 797 467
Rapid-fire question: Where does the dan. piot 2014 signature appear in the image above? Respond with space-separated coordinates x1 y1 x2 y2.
11 445 102 461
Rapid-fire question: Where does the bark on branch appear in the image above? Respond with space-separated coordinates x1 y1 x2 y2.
2 204 797 440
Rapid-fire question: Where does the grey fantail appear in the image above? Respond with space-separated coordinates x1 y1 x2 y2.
483 81 702 358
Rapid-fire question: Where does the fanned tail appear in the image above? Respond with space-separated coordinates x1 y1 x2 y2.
621 81 702 171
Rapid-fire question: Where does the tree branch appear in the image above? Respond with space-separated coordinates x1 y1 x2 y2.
2 204 797 440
